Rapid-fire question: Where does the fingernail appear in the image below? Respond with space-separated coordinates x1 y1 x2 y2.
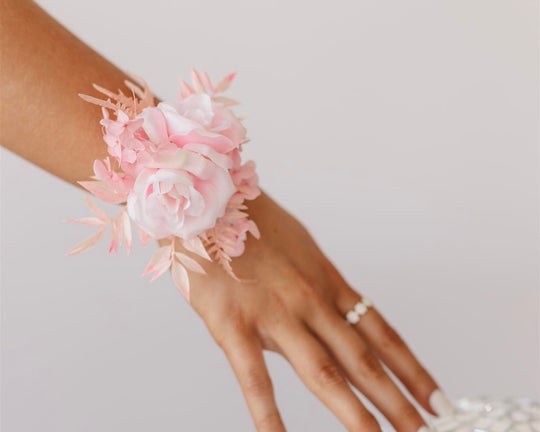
417 426 431 432
429 388 455 416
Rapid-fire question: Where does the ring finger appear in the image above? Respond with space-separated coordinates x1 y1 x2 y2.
271 316 382 432
336 287 454 418
303 292 430 432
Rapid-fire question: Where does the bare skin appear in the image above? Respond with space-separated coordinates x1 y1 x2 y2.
2 1 448 430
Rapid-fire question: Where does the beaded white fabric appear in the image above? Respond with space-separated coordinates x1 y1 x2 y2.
430 396 539 432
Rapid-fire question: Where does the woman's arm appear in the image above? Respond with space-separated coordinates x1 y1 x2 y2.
1 2 453 431
1 0 156 184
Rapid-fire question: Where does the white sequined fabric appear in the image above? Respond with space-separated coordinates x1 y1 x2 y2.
430 396 539 432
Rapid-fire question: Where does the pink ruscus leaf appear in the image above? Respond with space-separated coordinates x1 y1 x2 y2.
181 236 212 261
142 245 172 276
83 194 110 222
122 211 132 255
66 227 107 255
63 216 106 227
171 260 190 301
174 252 206 274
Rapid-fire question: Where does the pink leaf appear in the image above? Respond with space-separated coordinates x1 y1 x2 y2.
174 252 206 274
137 226 152 247
200 69 214 93
179 80 195 97
78 180 127 205
212 96 239 107
109 216 123 254
215 234 237 247
191 68 206 93
222 210 249 219
64 216 106 227
108 219 118 254
142 245 172 276
78 93 117 110
122 211 132 255
247 220 260 239
172 260 190 301
149 258 172 282
83 194 110 221
216 224 240 235
66 227 106 255
182 236 212 261
214 72 236 93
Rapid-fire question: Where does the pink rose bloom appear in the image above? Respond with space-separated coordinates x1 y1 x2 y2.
126 149 236 240
140 95 246 161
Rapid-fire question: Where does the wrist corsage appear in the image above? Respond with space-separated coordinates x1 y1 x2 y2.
65 69 261 302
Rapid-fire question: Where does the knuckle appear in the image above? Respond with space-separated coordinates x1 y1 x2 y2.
408 364 437 396
398 402 422 421
293 284 329 319
412 363 433 383
244 368 273 398
254 411 283 431
350 412 381 432
357 350 386 380
209 325 228 350
260 294 289 331
209 310 246 351
295 280 319 304
379 323 405 351
313 362 345 388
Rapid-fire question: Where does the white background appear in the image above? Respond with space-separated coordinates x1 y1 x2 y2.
1 0 538 430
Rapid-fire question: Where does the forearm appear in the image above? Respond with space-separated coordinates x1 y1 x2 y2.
1 0 159 187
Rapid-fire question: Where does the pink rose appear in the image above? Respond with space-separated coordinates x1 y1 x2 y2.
140 95 246 158
126 149 236 240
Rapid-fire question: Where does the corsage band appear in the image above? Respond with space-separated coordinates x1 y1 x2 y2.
65 69 261 302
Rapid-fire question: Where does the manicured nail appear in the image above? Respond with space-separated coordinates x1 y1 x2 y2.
429 388 455 416
417 426 431 432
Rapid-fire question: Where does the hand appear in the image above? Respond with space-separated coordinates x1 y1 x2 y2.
166 189 452 432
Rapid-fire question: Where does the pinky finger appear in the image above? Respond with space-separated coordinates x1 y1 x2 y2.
221 330 286 432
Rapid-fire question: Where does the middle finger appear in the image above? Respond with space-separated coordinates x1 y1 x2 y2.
271 316 382 432
302 294 429 432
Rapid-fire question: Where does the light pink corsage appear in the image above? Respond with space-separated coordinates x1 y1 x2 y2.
65 69 261 301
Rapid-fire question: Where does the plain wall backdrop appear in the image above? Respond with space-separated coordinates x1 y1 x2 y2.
1 0 538 430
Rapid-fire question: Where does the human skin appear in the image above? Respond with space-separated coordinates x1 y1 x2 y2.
1 1 452 431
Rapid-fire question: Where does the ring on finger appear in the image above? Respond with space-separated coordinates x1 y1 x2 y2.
344 296 373 325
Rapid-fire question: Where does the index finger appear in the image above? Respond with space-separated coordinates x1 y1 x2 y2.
220 329 287 432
